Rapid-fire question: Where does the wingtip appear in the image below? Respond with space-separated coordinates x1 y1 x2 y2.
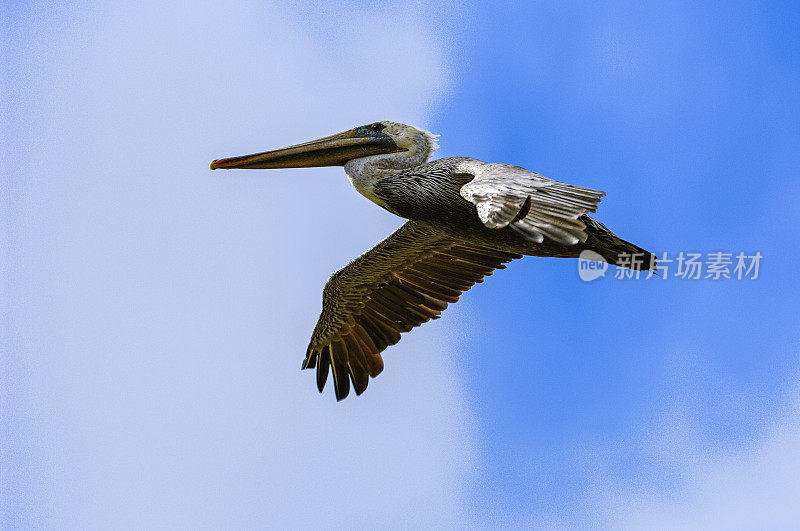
315 346 330 392
302 345 318 370
333 381 350 401
333 377 350 401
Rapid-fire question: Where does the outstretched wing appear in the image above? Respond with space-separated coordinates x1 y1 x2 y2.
457 160 606 245
304 220 521 401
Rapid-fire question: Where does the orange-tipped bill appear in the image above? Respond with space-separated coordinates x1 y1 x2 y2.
210 128 405 170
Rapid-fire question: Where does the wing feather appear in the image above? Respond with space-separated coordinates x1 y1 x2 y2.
458 160 606 245
305 220 521 400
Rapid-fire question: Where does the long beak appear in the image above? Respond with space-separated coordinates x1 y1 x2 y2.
210 128 405 170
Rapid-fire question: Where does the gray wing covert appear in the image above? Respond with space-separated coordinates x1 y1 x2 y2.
457 160 606 245
303 220 521 401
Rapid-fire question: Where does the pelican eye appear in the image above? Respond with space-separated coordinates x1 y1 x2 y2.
370 122 385 132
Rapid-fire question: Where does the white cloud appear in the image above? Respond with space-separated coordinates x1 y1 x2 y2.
3 2 476 528
591 384 800 530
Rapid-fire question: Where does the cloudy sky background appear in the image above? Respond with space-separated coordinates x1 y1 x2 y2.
3 1 800 529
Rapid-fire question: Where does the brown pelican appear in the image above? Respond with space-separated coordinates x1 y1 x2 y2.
211 121 655 400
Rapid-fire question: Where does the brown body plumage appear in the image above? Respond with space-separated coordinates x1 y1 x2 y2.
211 121 655 400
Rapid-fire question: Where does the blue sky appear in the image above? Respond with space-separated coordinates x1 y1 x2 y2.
3 1 800 529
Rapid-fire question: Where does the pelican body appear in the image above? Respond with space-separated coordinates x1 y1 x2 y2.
211 121 655 400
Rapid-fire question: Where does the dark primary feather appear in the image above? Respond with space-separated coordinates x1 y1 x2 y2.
581 215 657 271
303 220 521 401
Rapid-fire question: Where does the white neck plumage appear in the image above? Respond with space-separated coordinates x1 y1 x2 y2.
343 131 436 208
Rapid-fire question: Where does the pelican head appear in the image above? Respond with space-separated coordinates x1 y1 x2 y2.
210 121 438 171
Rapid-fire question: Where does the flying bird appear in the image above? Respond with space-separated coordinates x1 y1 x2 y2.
211 121 655 400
